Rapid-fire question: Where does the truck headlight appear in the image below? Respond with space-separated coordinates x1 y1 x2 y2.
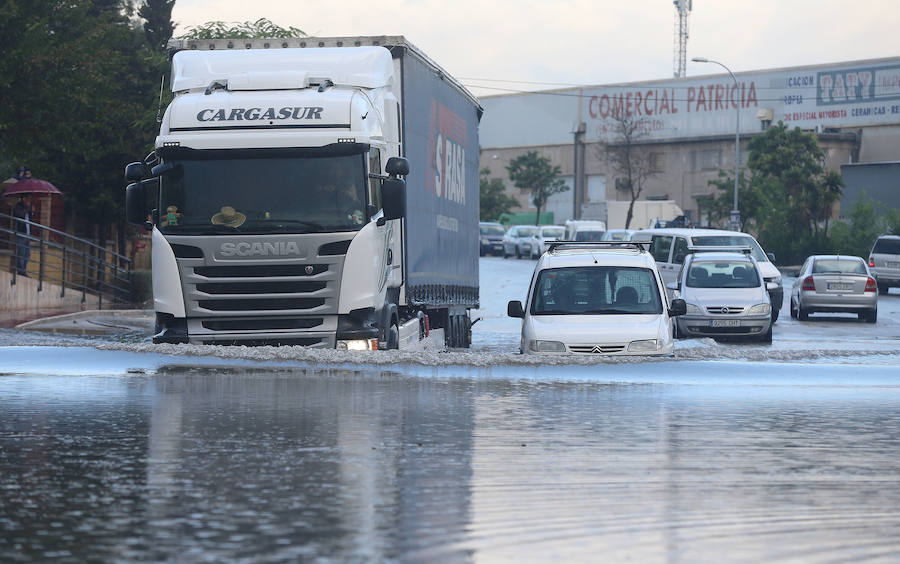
336 338 378 351
747 303 771 314
628 339 659 352
529 340 566 352
685 303 702 314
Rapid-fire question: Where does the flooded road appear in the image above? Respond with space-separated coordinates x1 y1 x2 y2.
3 351 900 562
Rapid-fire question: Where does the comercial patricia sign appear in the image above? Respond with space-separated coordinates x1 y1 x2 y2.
478 58 900 147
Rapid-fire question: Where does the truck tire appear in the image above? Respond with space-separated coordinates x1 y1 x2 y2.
387 323 400 349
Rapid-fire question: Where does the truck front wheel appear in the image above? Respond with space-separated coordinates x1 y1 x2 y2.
386 323 399 349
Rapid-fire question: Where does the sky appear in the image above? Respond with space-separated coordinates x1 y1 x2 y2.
170 0 899 98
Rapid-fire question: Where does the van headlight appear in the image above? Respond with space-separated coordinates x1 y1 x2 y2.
529 340 566 353
628 339 659 352
685 303 702 314
747 303 771 314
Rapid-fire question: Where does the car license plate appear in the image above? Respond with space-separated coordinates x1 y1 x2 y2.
710 320 740 327
827 283 852 291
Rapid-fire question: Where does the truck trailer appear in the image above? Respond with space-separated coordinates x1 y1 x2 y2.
125 36 482 349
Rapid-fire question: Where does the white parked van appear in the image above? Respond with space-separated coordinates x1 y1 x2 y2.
632 228 784 321
564 220 607 242
507 242 686 355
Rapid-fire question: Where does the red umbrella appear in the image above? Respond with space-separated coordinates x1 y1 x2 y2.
3 178 63 197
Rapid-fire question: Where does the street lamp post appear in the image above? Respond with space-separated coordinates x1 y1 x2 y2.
692 57 741 231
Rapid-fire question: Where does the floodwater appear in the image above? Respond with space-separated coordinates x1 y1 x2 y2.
3 350 900 562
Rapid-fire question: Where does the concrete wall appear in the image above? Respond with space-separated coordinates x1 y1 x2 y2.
0 269 100 324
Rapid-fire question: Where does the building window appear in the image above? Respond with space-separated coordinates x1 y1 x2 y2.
699 149 720 170
649 152 665 173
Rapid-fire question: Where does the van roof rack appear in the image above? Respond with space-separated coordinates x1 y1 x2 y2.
547 241 649 253
687 245 752 255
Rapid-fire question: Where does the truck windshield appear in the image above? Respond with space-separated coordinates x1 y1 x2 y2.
157 150 368 235
531 266 663 315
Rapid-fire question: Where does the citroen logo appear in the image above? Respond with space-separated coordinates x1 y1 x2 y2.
305 265 314 275
592 346 603 353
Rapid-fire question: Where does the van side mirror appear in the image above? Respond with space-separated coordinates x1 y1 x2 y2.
507 300 525 318
669 298 687 317
382 177 406 221
767 252 776 263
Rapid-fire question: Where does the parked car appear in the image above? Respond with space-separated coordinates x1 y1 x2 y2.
868 235 900 294
669 250 773 342
502 225 539 259
790 255 878 322
632 228 784 322
601 229 636 242
529 225 566 258
507 241 686 355
564 220 606 242
479 222 507 256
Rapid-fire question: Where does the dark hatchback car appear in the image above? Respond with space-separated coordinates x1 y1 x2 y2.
479 222 507 256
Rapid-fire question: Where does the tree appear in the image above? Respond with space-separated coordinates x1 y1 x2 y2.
706 170 759 232
179 18 306 39
138 0 176 51
479 168 517 222
738 122 844 263
829 192 886 258
602 114 658 229
0 0 161 250
506 151 568 225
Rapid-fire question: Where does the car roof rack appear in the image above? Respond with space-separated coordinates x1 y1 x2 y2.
547 240 649 253
687 245 752 255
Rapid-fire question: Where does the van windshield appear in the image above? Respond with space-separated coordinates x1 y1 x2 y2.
531 266 663 315
691 235 767 262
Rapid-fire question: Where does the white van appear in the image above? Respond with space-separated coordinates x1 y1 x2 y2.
507 241 686 355
632 228 784 321
564 220 607 242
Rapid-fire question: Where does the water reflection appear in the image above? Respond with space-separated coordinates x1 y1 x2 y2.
2 365 900 562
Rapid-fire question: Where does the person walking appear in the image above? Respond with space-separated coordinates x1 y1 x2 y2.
12 194 33 276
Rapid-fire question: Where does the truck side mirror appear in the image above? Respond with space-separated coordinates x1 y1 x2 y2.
382 177 406 221
507 300 525 318
385 156 409 176
124 162 146 181
125 182 147 226
669 298 687 317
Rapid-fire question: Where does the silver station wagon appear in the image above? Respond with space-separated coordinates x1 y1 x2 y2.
790 255 878 323
669 250 774 342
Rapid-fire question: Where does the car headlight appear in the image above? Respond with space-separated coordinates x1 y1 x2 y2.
628 339 659 352
685 303 702 314
766 276 782 286
529 340 566 353
747 303 771 314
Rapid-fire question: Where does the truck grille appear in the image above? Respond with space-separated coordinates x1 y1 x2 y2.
167 233 351 344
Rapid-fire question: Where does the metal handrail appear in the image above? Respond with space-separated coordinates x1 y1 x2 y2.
1 212 133 306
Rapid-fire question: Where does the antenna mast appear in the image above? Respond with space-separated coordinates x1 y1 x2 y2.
673 0 692 78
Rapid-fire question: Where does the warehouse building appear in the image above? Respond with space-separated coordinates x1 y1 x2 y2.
478 57 900 226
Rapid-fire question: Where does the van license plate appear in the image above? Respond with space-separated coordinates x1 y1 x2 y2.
827 283 852 291
710 320 740 327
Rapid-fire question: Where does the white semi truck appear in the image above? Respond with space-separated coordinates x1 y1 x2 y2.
125 36 482 349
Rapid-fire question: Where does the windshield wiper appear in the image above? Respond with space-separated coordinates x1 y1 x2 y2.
583 308 636 314
263 219 326 232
